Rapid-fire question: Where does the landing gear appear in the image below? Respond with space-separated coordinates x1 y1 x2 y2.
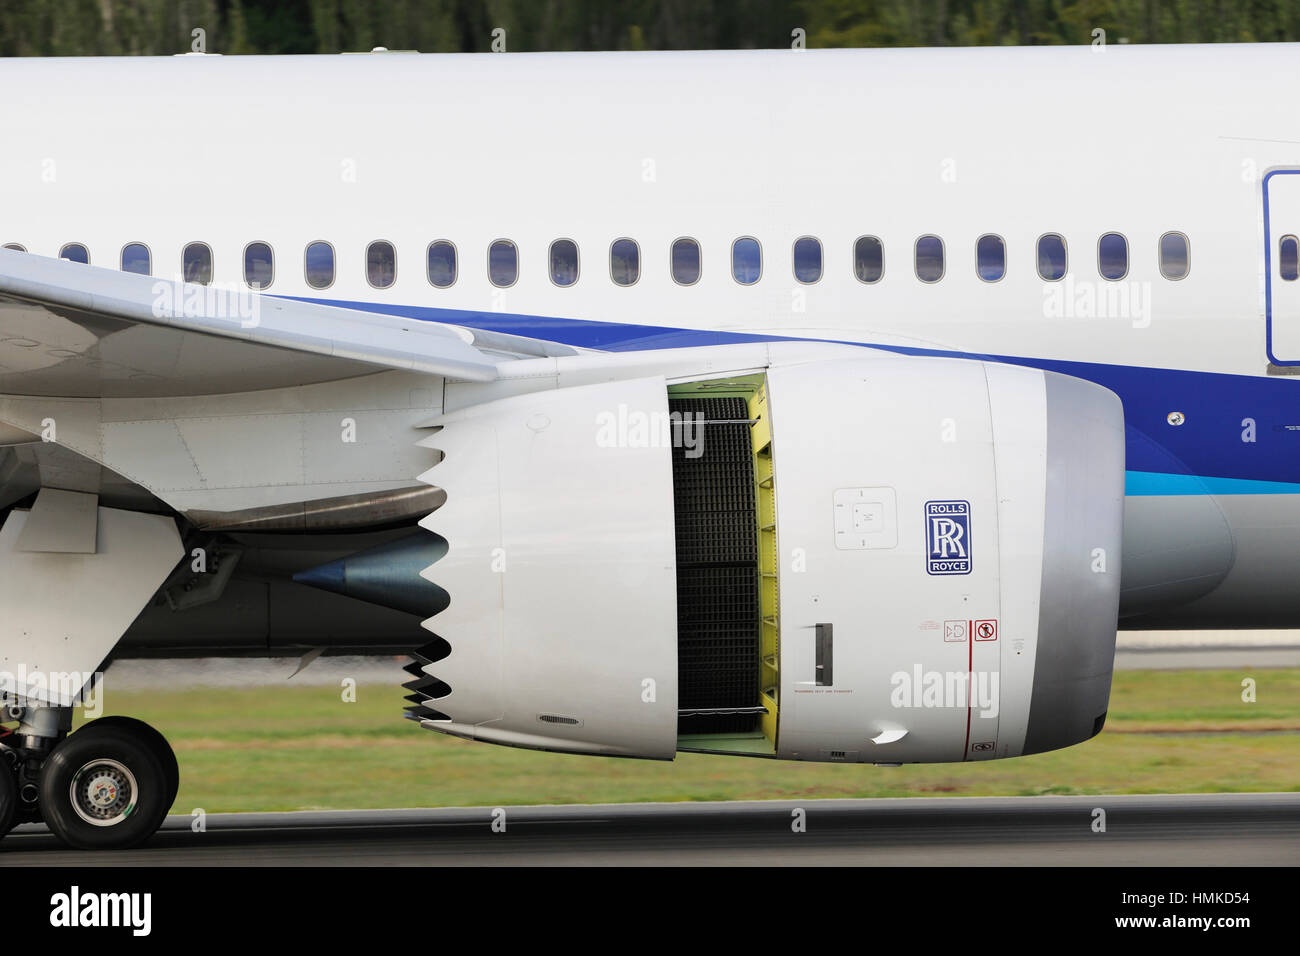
37 720 172 850
0 706 178 850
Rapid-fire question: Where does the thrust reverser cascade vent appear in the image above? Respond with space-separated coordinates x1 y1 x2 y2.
670 396 762 735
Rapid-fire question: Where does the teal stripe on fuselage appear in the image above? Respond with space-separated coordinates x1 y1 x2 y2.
1125 471 1300 496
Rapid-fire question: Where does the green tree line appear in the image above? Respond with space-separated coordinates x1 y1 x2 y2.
2 0 1298 55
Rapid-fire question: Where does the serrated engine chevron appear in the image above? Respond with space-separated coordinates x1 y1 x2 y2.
402 429 461 728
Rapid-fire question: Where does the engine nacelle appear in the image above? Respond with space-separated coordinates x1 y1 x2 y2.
400 353 1125 765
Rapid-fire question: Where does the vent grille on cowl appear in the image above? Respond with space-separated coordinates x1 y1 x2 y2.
669 396 762 736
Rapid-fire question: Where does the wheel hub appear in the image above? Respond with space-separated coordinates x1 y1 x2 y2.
70 759 136 827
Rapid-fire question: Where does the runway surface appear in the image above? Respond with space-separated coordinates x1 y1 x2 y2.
3 793 1296 865
1114 631 1300 670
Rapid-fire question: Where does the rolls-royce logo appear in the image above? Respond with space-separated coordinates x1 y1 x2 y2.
925 500 971 575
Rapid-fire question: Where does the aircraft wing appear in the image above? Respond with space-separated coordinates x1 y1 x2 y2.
0 249 577 398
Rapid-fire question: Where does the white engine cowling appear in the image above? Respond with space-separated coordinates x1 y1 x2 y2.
404 352 1125 765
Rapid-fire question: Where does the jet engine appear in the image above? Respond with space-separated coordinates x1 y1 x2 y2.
301 353 1126 765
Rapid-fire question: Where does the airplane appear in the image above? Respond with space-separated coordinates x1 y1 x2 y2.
1 41 1297 850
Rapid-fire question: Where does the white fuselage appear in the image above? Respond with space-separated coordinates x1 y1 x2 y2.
0 45 1293 375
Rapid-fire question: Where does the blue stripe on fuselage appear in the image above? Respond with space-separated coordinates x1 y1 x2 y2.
283 295 1300 495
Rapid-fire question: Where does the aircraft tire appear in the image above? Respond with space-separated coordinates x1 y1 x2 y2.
39 723 169 850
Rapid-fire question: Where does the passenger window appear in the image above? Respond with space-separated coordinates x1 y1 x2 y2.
1037 234 1067 281
489 239 518 287
366 240 396 289
427 241 456 288
1279 235 1298 282
732 237 761 284
915 235 944 283
182 242 212 284
672 237 701 285
793 236 822 284
305 241 335 290
550 239 579 287
120 243 151 276
610 238 639 286
976 234 1005 282
244 241 274 289
1159 232 1190 280
60 243 90 265
2 243 26 252
1098 232 1128 280
854 236 884 283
